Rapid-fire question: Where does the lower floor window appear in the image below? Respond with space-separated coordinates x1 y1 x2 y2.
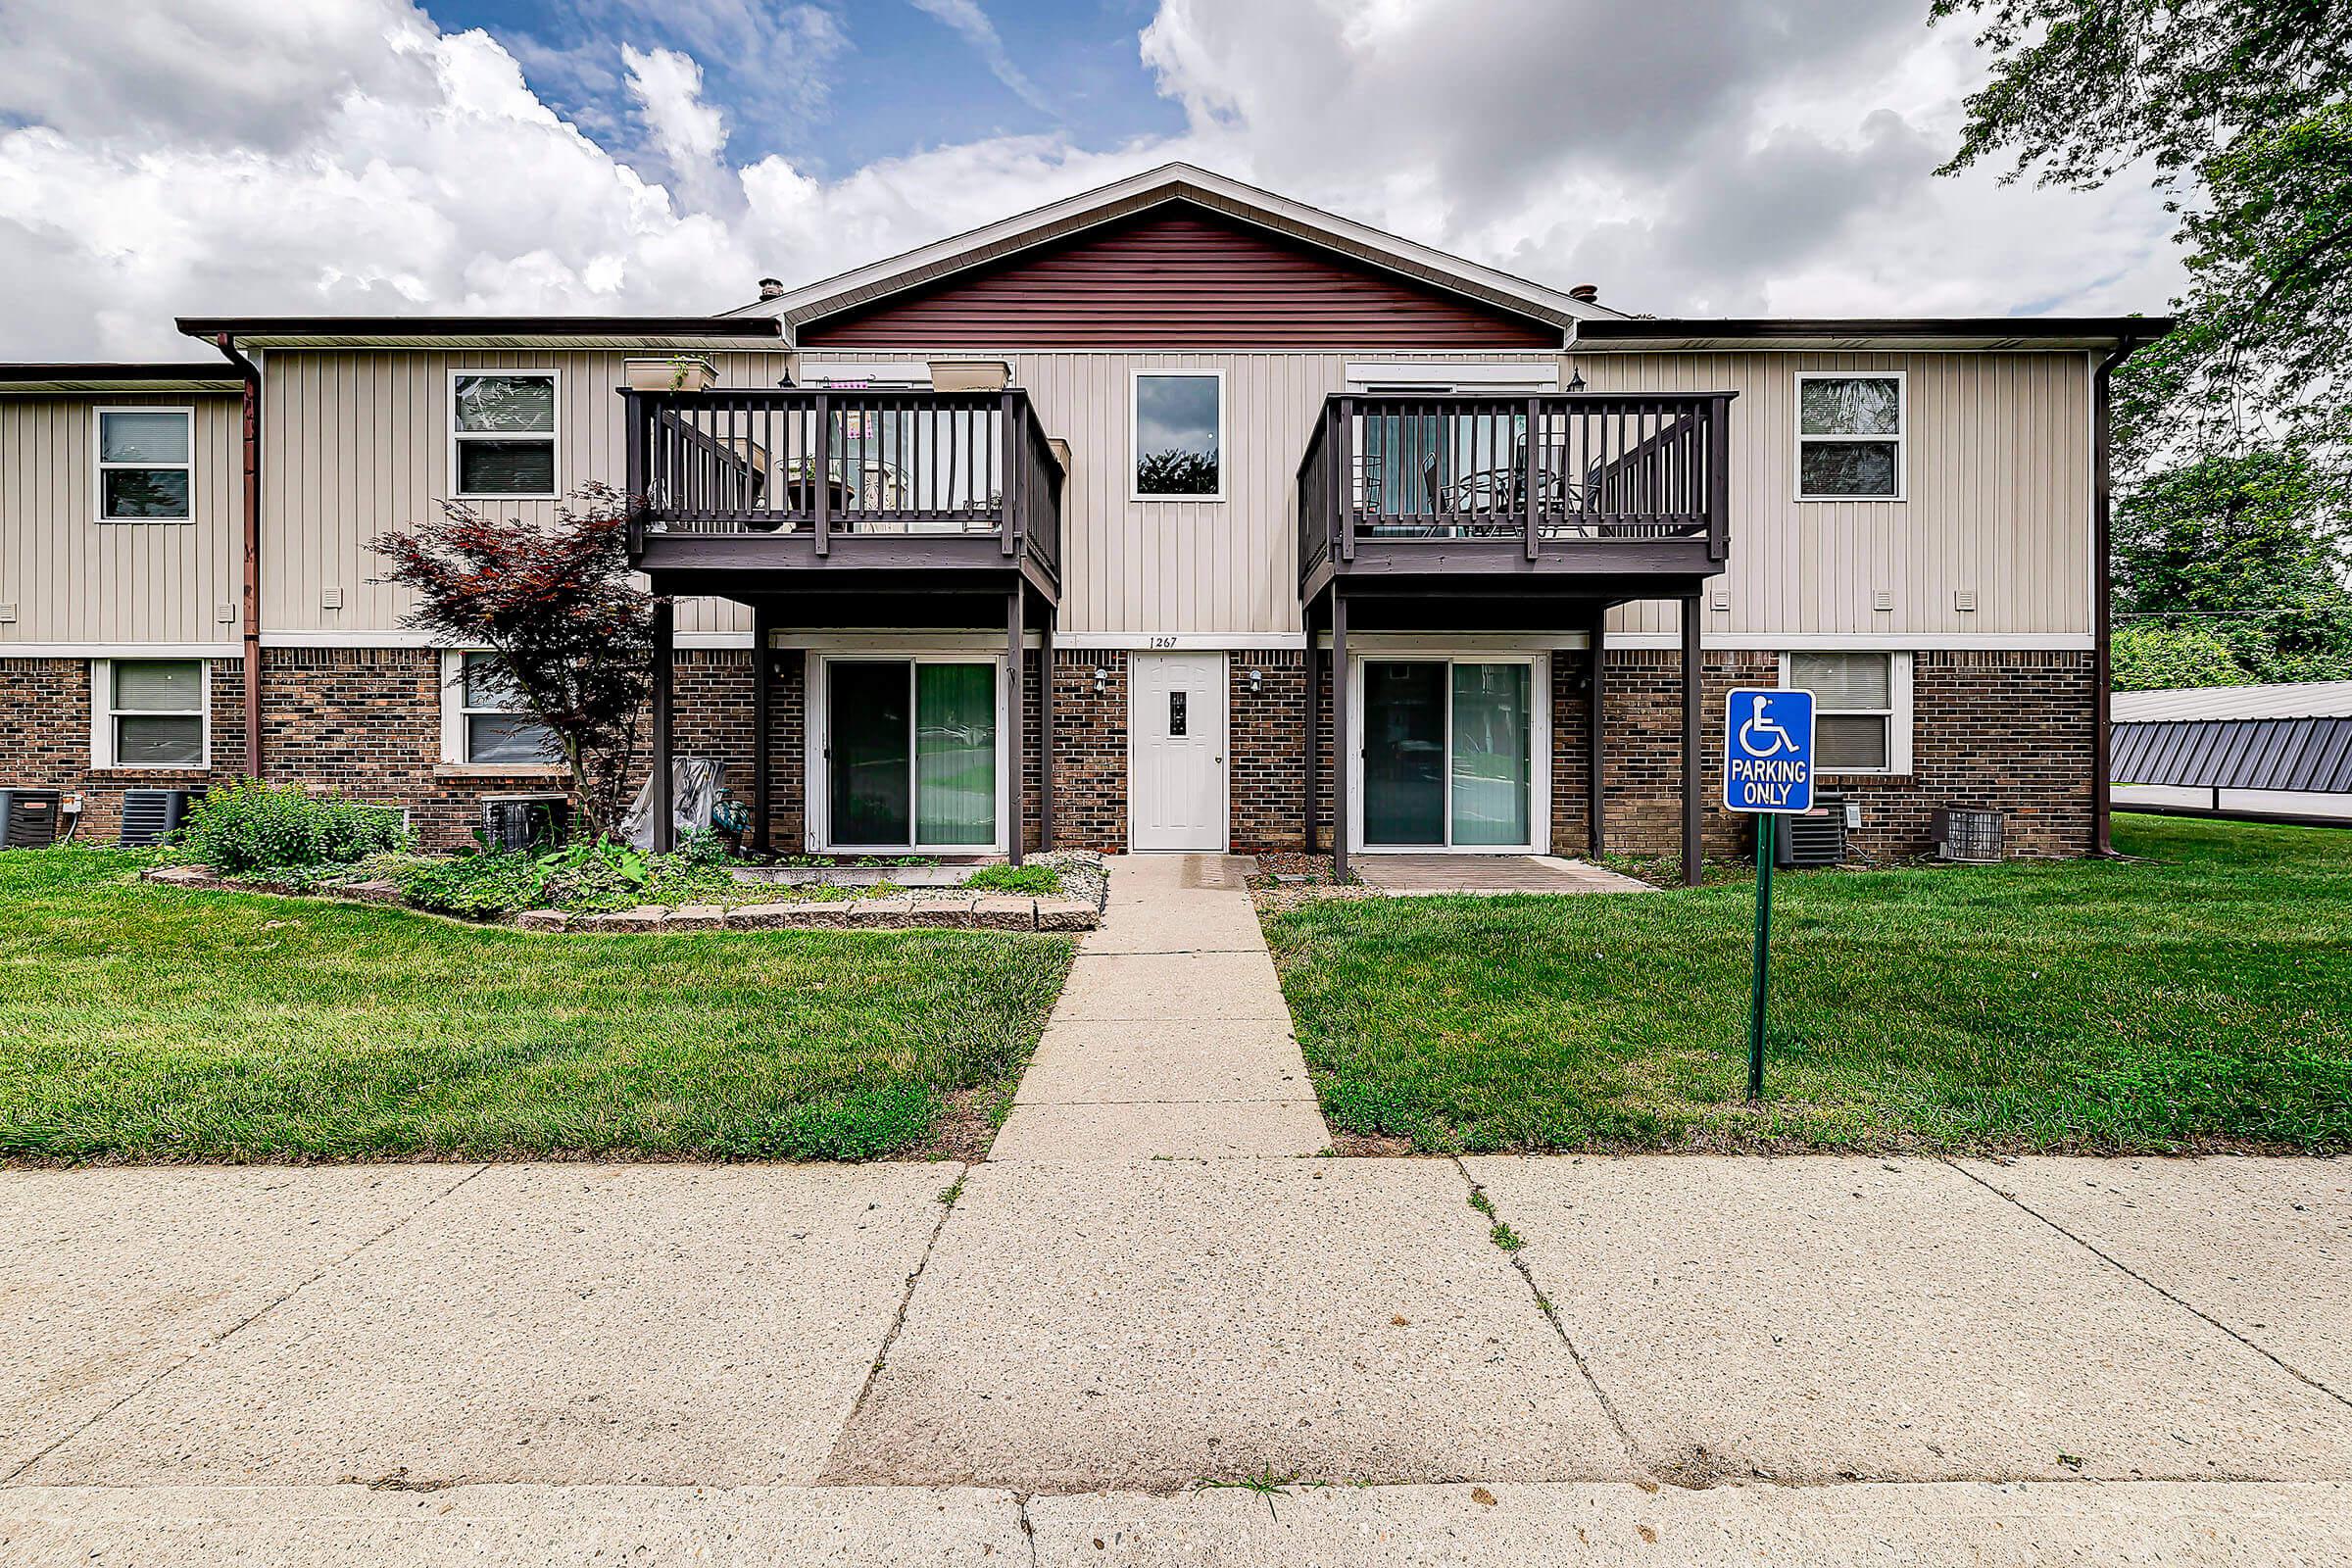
98 659 207 768
459 652 558 765
1360 658 1535 848
1783 651 1912 773
823 658 999 849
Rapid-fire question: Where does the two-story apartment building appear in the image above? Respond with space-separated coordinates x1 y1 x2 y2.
0 166 2164 877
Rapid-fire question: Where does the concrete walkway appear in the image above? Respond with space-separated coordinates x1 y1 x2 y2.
4 1157 2350 1563
1354 853 1654 895
989 854 1329 1159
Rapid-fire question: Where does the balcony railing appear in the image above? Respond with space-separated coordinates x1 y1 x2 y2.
1297 392 1734 587
624 387 1060 583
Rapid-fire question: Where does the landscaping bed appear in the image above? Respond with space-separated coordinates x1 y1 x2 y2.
1262 814 2352 1155
0 845 1074 1163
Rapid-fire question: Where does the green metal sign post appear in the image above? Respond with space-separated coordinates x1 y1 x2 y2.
1723 688 1815 1103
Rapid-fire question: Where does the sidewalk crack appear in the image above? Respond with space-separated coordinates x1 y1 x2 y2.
814 1164 967 1481
1449 1156 1652 1481
0 1162 490 1486
1942 1157 2352 1412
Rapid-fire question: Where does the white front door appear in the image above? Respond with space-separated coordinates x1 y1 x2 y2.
1130 652 1229 851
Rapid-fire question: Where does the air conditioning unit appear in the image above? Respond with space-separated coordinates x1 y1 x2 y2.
1773 791 1848 869
120 788 202 848
480 794 571 853
1932 808 2005 864
0 789 63 850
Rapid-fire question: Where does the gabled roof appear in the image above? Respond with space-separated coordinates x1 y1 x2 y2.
734 163 1621 342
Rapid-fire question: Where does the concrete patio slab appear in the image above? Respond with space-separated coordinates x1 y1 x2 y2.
1019 1019 1320 1104
0 1485 1026 1566
1353 854 1654 896
986 1101 1330 1160
0 1165 476 1479
1051 950 1294 1021
1468 1155 2352 1485
821 1158 1634 1492
1030 1480 2352 1566
25 1163 954 1488
1956 1156 2352 1400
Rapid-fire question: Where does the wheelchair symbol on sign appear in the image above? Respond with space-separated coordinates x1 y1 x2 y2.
1738 694 1799 758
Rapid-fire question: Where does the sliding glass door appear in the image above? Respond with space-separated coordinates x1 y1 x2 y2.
1359 659 1535 850
824 658 999 850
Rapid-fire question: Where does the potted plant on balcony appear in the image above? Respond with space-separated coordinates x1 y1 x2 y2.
622 356 718 394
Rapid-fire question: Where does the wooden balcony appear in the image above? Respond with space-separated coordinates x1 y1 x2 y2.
623 387 1061 602
1295 392 1735 612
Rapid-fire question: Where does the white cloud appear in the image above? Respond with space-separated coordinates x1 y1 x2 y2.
0 0 2181 361
907 0 1053 117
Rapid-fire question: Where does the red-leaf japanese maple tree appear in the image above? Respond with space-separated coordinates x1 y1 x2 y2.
373 483 655 841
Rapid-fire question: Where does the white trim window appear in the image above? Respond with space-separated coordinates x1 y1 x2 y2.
1794 372 1904 501
1782 651 1913 774
438 651 560 766
91 658 209 770
1130 369 1224 501
806 652 1008 854
451 371 560 499
96 408 194 521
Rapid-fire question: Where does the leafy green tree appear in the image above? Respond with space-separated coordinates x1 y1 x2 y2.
1935 1 2352 465
2109 622 2246 691
1136 449 1219 495
2112 445 2352 683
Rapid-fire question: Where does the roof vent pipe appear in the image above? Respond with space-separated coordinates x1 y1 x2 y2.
1568 283 1599 303
757 277 786 300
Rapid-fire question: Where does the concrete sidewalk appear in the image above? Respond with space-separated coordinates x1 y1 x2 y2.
5 1155 2348 1565
989 854 1330 1159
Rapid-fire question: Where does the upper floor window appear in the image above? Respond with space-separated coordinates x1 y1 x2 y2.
450 651 558 766
1795 373 1903 501
452 372 558 499
1131 370 1223 500
1783 651 1912 774
96 408 193 521
94 659 208 769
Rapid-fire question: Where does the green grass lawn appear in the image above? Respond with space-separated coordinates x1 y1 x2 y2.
0 848 1072 1162
1265 814 2352 1154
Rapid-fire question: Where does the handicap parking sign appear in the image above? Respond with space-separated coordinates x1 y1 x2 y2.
1723 688 1815 814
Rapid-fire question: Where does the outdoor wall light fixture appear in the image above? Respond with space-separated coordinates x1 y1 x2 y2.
1566 368 1588 393
1248 667 1263 694
1093 667 1108 695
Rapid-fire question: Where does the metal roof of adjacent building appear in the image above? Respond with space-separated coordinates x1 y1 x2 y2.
2111 715 2352 792
2112 681 2352 722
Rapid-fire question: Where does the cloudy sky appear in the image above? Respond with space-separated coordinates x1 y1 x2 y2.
0 0 2182 360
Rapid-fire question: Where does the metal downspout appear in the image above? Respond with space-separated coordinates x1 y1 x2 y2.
212 332 264 779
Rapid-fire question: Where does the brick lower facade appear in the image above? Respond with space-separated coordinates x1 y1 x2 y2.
2 645 2093 861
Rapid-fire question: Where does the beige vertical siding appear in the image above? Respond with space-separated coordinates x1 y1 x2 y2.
0 393 244 647
1570 351 2093 639
258 348 790 639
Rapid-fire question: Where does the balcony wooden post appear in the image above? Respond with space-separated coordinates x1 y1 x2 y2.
1589 606 1606 859
1524 395 1542 561
751 603 772 858
1337 398 1357 564
1331 589 1349 881
1707 394 1732 563
811 392 831 558
1681 594 1702 887
1040 611 1055 852
1006 588 1025 866
651 597 674 855
1000 391 1019 557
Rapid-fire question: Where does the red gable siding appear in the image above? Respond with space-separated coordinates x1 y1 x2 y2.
799 204 1558 350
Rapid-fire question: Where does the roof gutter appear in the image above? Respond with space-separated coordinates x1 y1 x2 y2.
208 331 265 780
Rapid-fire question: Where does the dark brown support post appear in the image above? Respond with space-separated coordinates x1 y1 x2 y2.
1040 612 1056 851
1336 398 1357 564
1006 588 1025 866
1331 589 1349 881
1304 614 1321 854
751 604 772 857
1524 395 1542 562
213 332 264 778
651 597 674 854
811 392 831 557
1680 594 1701 887
999 391 1019 557
1588 607 1606 858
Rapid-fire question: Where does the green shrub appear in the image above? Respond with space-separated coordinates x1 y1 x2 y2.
181 780 409 874
391 850 546 918
963 863 1063 896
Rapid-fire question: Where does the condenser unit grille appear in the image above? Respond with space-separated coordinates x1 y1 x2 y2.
120 788 200 849
0 789 63 850
1773 792 1848 869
